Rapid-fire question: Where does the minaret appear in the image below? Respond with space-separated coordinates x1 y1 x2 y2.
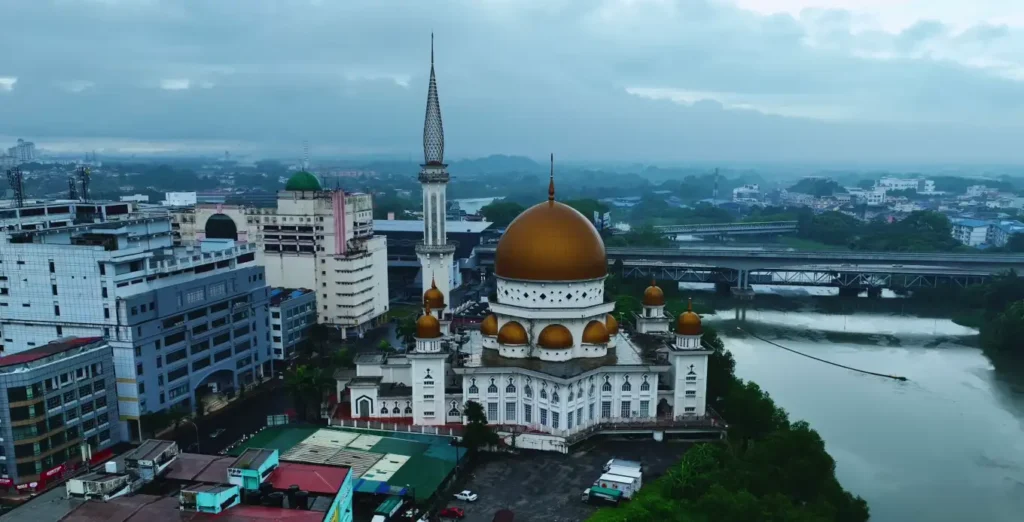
416 33 457 325
671 298 711 417
409 300 447 425
636 279 671 334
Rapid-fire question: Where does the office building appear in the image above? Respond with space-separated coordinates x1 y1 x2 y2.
0 337 120 489
182 183 389 339
0 201 270 441
269 288 316 362
6 139 36 164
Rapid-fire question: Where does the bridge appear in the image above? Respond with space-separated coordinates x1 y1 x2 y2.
652 220 798 236
473 245 1024 290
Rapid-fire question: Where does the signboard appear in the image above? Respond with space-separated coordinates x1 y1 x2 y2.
42 463 65 479
228 468 242 477
0 478 13 487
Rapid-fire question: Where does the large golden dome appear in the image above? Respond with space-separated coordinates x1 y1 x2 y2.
605 313 619 336
677 298 702 336
582 320 610 344
493 175 607 281
642 279 665 307
498 321 528 345
538 324 573 349
480 314 498 337
416 306 442 339
423 277 445 310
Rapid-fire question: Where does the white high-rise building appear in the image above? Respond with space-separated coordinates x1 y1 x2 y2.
415 36 457 331
0 201 271 441
186 177 389 339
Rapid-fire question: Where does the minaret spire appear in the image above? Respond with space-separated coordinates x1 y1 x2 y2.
548 153 555 202
423 33 445 165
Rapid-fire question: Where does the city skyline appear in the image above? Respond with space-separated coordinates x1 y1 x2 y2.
2 0 1024 163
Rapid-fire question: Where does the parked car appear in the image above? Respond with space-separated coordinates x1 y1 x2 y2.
439 507 465 519
454 490 479 502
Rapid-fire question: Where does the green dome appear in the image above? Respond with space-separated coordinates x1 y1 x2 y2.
285 171 322 191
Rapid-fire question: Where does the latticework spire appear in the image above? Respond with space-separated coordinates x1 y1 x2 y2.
423 33 445 165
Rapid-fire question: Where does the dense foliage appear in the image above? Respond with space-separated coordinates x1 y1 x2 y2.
480 200 526 227
587 327 869 522
788 178 846 197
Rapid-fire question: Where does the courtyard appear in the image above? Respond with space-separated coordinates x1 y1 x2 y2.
448 438 693 522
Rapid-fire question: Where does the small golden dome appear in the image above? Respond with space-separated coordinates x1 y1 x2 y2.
497 321 528 345
642 279 665 307
416 304 442 339
493 172 607 281
423 277 445 310
582 320 610 344
605 313 619 336
677 298 702 336
538 324 573 349
480 314 498 337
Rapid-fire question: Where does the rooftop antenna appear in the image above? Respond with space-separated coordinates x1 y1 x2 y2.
68 175 79 200
302 140 310 171
77 166 91 202
6 167 25 208
712 167 719 201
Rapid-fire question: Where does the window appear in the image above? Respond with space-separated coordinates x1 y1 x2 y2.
552 411 560 429
405 405 413 414
505 402 516 422
621 380 631 392
54 305 60 316
272 311 280 318
137 383 145 395
524 385 532 398
567 411 574 429
684 406 696 413
602 380 612 392
49 261 55 273
79 383 93 396
505 382 516 394
540 388 547 400
589 403 595 420
552 391 559 403
424 394 434 400
620 401 631 418
46 396 61 410
81 401 95 414
99 430 110 442
380 405 388 414
136 363 143 376
601 401 611 418
168 366 188 382
134 346 142 357
66 407 78 421
589 384 595 397
685 390 696 397
94 379 105 391
487 381 498 394
64 390 76 403
640 400 650 417
640 380 650 392
524 404 532 423
392 406 401 414
468 384 478 394
95 397 107 409
448 404 459 417
540 408 548 426
577 407 584 427
686 375 697 382
103 308 110 319
424 411 435 417
568 390 574 402
487 402 498 422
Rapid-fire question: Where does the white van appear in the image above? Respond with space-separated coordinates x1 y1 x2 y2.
603 458 642 473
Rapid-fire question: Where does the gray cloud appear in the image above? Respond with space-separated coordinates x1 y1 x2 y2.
1 0 1023 163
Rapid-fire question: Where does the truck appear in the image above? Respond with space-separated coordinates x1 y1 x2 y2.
603 459 642 473
606 465 643 490
594 473 639 499
582 486 624 506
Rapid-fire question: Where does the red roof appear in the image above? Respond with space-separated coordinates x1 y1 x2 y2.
0 337 103 367
194 505 324 521
266 462 349 495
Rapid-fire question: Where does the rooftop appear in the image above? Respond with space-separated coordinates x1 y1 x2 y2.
266 462 349 495
269 287 314 307
124 440 177 462
0 337 104 369
229 448 276 470
372 219 492 234
164 453 233 483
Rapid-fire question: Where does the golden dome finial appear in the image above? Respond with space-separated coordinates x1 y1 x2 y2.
677 297 702 336
416 297 442 338
548 152 555 202
687 297 693 311
424 273 445 309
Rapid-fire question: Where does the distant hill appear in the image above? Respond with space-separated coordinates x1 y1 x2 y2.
450 155 540 176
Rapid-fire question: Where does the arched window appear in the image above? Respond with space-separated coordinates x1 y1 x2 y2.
640 380 650 391
568 390 575 402
540 388 548 400
506 380 516 394
622 381 632 392
602 381 612 392
488 379 498 394
552 391 560 403
405 405 413 415
469 383 479 394
589 384 596 397
392 406 401 414
448 405 460 417
524 385 533 398
380 405 388 414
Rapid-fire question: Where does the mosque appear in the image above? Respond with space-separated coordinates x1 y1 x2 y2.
339 38 715 451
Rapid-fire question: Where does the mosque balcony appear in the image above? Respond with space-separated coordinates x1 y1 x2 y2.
487 300 615 321
561 409 726 445
418 168 450 183
416 242 457 255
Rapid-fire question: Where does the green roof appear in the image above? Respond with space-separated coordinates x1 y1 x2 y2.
285 171 322 191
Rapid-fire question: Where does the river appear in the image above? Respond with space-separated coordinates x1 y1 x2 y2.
695 287 1024 522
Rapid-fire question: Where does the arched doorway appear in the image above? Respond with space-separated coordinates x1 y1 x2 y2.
657 398 672 418
205 213 238 240
356 396 372 418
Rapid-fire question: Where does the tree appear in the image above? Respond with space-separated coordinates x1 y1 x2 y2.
1005 234 1024 253
788 178 845 197
396 315 418 350
285 365 330 422
378 340 395 353
981 300 1024 357
460 400 499 452
480 200 526 227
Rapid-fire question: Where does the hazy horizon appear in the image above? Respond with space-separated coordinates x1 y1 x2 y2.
3 1 1024 164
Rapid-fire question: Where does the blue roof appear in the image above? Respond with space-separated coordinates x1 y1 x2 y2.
952 218 990 228
269 287 313 307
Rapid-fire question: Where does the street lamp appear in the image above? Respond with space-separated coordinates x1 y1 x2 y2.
182 419 200 453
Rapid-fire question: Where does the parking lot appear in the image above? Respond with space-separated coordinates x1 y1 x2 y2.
447 438 693 522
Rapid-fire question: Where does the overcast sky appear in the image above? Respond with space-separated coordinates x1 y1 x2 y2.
2 0 1024 164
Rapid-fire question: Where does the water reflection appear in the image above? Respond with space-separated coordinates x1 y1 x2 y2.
705 297 1024 522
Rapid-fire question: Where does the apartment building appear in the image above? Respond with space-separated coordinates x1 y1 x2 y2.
0 337 120 489
0 201 270 441
181 172 389 338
